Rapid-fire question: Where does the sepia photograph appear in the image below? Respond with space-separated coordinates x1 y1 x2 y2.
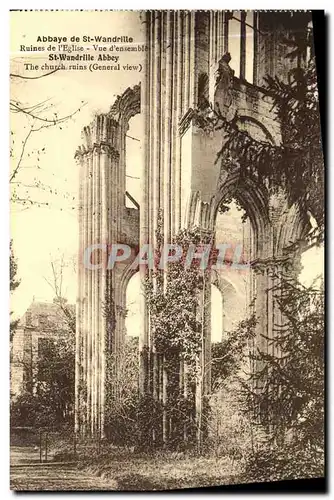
9 9 325 491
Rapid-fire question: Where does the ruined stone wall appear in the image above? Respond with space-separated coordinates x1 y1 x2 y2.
74 11 311 439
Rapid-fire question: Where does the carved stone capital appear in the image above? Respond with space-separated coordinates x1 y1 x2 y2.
250 255 297 275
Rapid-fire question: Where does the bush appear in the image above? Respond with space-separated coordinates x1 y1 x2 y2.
243 442 324 482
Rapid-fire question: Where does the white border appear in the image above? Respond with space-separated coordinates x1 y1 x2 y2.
2 2 332 498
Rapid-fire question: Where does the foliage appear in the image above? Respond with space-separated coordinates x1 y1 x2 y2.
53 296 76 334
11 333 75 429
104 337 167 451
44 256 76 334
102 285 116 353
207 382 254 462
104 337 189 451
142 222 215 448
194 40 324 243
144 226 210 368
262 59 324 238
243 441 324 482
11 392 40 429
79 447 241 490
207 314 258 461
10 240 20 341
211 314 256 391
36 334 75 426
104 337 140 446
10 240 20 292
240 273 324 481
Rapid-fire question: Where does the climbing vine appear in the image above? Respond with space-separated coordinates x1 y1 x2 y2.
240 273 324 481
144 221 211 371
143 214 214 448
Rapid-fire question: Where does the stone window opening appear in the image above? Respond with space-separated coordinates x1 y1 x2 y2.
224 11 256 84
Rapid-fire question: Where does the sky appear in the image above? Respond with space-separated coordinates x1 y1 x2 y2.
10 11 145 318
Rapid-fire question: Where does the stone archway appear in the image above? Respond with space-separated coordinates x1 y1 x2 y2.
75 85 141 437
75 11 312 441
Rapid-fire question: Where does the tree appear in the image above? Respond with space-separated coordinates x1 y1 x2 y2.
104 338 141 447
211 313 256 392
10 69 86 209
11 334 75 430
143 220 213 449
241 273 324 481
194 24 324 244
44 255 76 334
11 255 76 429
34 333 75 429
10 240 20 341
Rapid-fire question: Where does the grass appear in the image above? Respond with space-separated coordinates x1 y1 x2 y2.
67 446 242 491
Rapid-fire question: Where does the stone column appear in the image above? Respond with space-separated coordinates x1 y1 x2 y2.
202 273 212 395
217 11 224 58
93 144 101 435
163 10 172 248
143 11 204 441
151 13 161 251
76 113 122 437
183 12 190 116
82 149 90 436
253 12 259 85
139 17 150 395
173 11 182 233
74 151 84 434
99 142 111 438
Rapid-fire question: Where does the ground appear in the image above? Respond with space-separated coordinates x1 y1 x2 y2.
10 445 240 491
10 446 117 491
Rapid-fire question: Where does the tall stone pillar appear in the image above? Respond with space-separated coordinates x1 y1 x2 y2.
143 12 214 446
139 33 150 394
99 141 114 437
75 85 142 437
74 151 84 434
75 115 121 438
87 148 93 431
